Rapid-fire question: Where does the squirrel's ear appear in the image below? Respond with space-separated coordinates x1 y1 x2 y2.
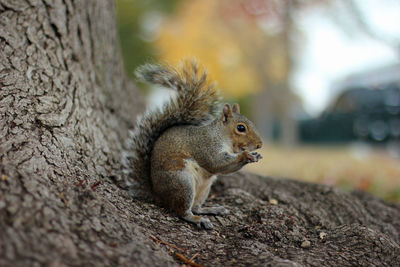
232 103 240 114
222 104 232 122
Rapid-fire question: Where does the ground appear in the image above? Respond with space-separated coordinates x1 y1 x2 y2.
122 172 400 266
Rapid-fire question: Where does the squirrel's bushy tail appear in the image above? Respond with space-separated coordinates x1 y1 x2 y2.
123 60 220 198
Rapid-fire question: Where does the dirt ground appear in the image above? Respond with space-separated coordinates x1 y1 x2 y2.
123 172 400 266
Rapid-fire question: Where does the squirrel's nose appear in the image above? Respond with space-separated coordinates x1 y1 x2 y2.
256 143 262 149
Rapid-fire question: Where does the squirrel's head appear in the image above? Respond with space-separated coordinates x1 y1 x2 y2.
221 103 263 153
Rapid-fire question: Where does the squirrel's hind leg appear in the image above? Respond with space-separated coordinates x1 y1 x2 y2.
177 170 214 229
175 172 214 229
153 168 214 229
192 175 229 216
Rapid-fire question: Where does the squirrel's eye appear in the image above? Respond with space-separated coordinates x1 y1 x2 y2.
237 124 246 132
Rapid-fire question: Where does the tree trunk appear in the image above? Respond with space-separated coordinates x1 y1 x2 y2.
0 1 166 265
1 1 399 266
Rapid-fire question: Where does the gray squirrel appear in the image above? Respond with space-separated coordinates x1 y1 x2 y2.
124 60 262 229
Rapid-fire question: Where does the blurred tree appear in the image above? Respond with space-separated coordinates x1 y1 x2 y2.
156 0 260 98
115 0 180 79
219 0 300 144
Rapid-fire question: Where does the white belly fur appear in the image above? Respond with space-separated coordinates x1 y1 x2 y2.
184 159 217 206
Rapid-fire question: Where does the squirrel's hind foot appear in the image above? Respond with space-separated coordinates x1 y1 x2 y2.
182 211 214 229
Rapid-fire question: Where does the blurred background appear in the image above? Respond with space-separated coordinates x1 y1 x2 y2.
116 0 400 202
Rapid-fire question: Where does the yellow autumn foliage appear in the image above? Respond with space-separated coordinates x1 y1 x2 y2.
156 0 262 98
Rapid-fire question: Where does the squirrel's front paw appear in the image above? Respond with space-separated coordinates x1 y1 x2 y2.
245 151 262 163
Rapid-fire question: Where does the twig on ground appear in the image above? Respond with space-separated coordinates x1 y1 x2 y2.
149 235 204 266
149 235 186 252
189 253 200 261
176 253 205 267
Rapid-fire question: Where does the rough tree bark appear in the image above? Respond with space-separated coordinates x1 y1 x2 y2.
0 1 399 267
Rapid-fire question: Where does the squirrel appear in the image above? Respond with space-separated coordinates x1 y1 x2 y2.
124 60 262 229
